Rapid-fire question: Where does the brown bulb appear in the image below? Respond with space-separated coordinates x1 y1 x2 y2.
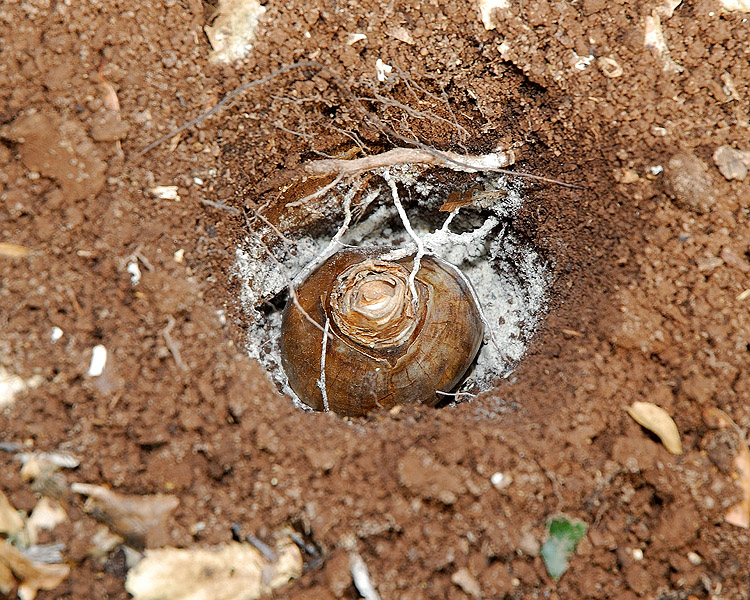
280 247 484 416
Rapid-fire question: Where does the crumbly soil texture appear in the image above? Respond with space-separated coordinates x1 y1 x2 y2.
2 0 750 598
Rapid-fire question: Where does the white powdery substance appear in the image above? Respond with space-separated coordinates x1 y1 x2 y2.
234 167 549 408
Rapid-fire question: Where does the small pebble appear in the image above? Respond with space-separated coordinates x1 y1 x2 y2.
50 327 63 343
87 345 107 377
127 261 142 286
451 568 481 599
491 472 513 490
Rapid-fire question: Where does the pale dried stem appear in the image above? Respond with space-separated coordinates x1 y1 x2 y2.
137 59 580 189
435 390 478 399
162 315 188 371
300 147 515 178
200 198 240 214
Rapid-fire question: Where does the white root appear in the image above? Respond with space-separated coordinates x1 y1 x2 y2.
317 317 331 412
285 172 344 208
379 186 507 362
383 171 424 312
291 194 355 289
243 214 332 341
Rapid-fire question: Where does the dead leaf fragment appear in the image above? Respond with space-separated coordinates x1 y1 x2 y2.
725 446 750 528
125 539 302 600
627 401 683 454
205 0 266 64
0 558 14 596
71 483 178 548
0 491 24 536
387 27 414 44
26 498 68 545
0 243 31 258
0 541 70 600
703 408 750 528
439 189 475 212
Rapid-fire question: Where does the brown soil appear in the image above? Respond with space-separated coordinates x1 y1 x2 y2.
1 0 749 598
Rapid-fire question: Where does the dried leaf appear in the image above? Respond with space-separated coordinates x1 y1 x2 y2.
702 408 750 528
702 406 733 430
0 243 31 258
125 539 302 600
26 499 68 545
17 451 81 470
96 74 121 113
71 483 178 548
725 446 750 528
0 558 14 595
88 525 124 558
0 541 70 600
439 190 474 212
0 491 24 536
627 401 683 454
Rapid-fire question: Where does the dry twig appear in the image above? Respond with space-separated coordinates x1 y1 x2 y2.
162 315 188 372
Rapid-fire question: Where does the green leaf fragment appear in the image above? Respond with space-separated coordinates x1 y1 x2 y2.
540 515 588 580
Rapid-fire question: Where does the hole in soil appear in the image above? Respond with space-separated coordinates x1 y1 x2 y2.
234 162 552 414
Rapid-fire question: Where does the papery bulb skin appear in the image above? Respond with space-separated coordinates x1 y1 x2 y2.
280 247 483 416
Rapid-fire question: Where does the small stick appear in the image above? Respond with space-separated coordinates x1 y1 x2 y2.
200 198 240 214
350 553 381 600
162 315 188 371
136 60 323 157
436 390 478 399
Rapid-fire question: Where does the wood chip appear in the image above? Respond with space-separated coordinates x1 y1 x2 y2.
125 540 302 600
0 242 31 258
